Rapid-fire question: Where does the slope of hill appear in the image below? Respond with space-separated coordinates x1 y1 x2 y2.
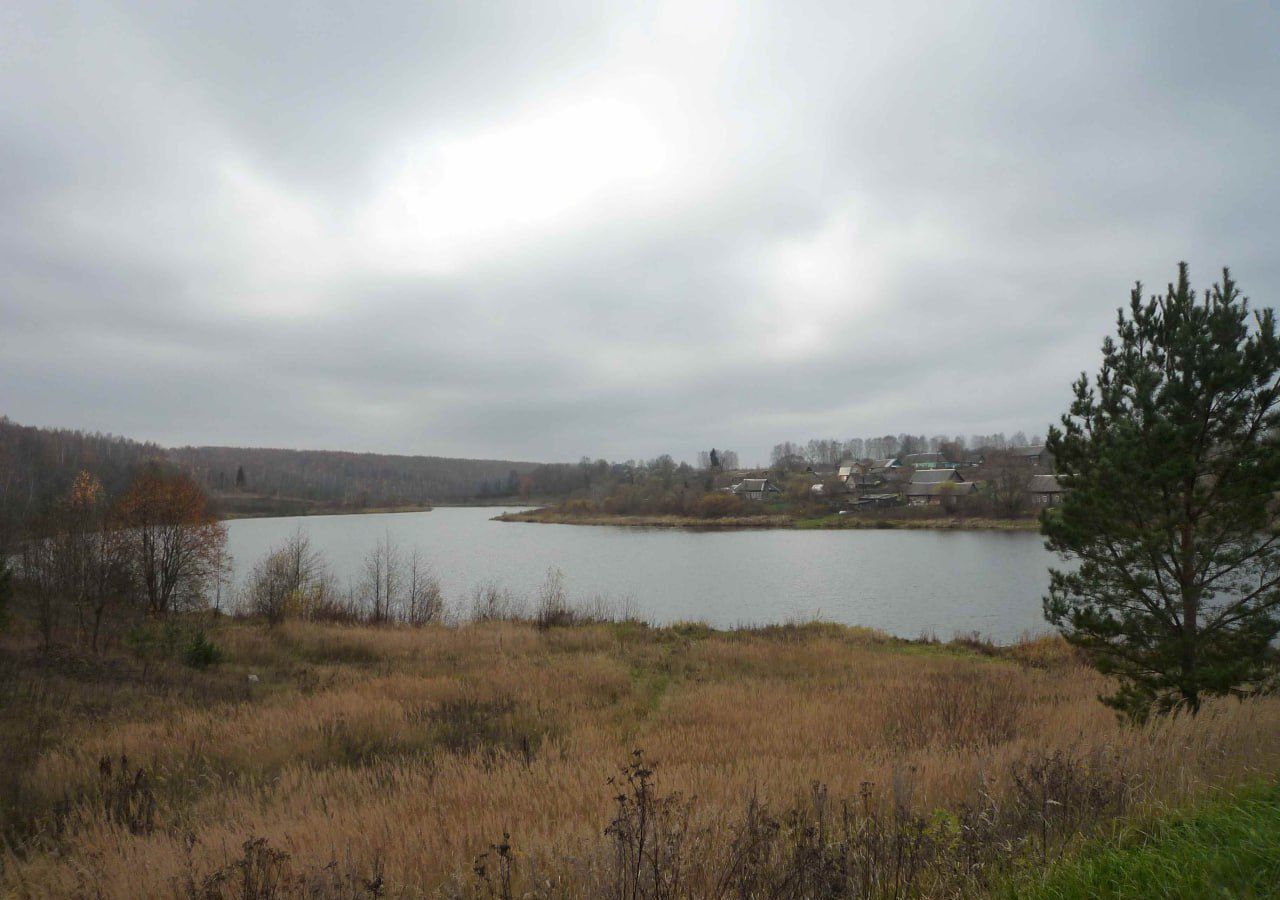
168 444 539 515
0 417 541 527
0 417 165 537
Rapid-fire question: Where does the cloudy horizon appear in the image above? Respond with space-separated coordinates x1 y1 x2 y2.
2 1 1278 464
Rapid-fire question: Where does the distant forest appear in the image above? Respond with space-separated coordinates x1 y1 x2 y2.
168 445 540 512
0 417 543 526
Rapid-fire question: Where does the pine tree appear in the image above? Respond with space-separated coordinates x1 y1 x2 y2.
1044 263 1280 720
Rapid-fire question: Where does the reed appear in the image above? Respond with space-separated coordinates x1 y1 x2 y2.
2 618 1277 897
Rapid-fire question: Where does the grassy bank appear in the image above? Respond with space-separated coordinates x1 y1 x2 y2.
1010 782 1280 898
793 512 1042 530
3 616 1279 897
495 507 1041 530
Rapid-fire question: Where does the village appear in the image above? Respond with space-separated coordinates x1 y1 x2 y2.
727 444 1066 517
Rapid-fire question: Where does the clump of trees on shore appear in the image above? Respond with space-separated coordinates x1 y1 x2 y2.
12 465 227 652
243 529 448 628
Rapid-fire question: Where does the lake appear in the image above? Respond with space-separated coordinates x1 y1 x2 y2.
223 507 1060 642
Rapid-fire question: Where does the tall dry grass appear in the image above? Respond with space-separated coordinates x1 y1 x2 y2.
2 619 1278 898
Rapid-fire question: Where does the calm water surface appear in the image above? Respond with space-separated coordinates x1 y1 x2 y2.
223 507 1057 641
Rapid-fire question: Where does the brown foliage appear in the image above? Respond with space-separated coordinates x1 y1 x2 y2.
117 466 226 617
692 492 746 519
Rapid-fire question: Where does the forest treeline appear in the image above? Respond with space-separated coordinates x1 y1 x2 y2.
167 445 541 512
0 417 544 528
0 418 165 542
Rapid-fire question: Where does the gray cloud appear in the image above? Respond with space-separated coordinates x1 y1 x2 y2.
2 0 1278 464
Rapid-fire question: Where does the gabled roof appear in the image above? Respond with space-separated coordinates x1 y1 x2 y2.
910 468 964 484
732 478 780 493
901 452 944 465
1028 474 1066 493
869 457 899 469
905 481 979 497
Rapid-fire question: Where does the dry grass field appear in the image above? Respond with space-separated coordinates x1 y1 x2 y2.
3 618 1279 898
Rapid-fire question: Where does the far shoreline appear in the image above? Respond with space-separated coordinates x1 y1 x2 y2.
220 503 437 521
492 508 1042 531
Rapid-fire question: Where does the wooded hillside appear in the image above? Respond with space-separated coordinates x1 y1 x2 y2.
0 418 165 539
0 417 541 527
168 445 539 511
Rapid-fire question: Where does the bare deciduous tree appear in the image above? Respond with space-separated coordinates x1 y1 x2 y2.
246 528 324 625
21 472 133 651
405 548 444 625
71 475 132 651
983 450 1034 518
535 566 571 628
361 532 402 623
117 467 226 617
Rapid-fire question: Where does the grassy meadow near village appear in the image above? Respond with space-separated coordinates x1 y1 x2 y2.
6 3 1280 898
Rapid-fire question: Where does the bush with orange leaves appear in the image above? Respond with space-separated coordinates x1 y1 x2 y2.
115 465 227 617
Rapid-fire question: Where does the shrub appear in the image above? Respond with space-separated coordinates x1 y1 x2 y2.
179 835 385 899
125 620 183 662
243 530 326 626
692 492 745 519
96 755 155 836
307 593 365 625
182 629 222 669
534 568 574 629
561 498 600 516
469 583 526 622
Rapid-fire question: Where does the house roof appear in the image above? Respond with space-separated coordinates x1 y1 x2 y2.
733 478 779 492
902 452 944 465
905 481 979 497
869 458 899 469
1029 474 1066 493
910 468 964 484
1011 445 1048 458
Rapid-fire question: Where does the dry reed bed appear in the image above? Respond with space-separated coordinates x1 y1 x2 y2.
3 621 1280 897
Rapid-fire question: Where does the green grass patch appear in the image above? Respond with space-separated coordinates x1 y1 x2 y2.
1011 782 1280 899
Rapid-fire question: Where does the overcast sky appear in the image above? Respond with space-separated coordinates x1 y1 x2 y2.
2 2 1278 464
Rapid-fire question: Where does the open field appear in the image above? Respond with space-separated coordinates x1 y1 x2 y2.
494 508 1041 530
3 618 1279 898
